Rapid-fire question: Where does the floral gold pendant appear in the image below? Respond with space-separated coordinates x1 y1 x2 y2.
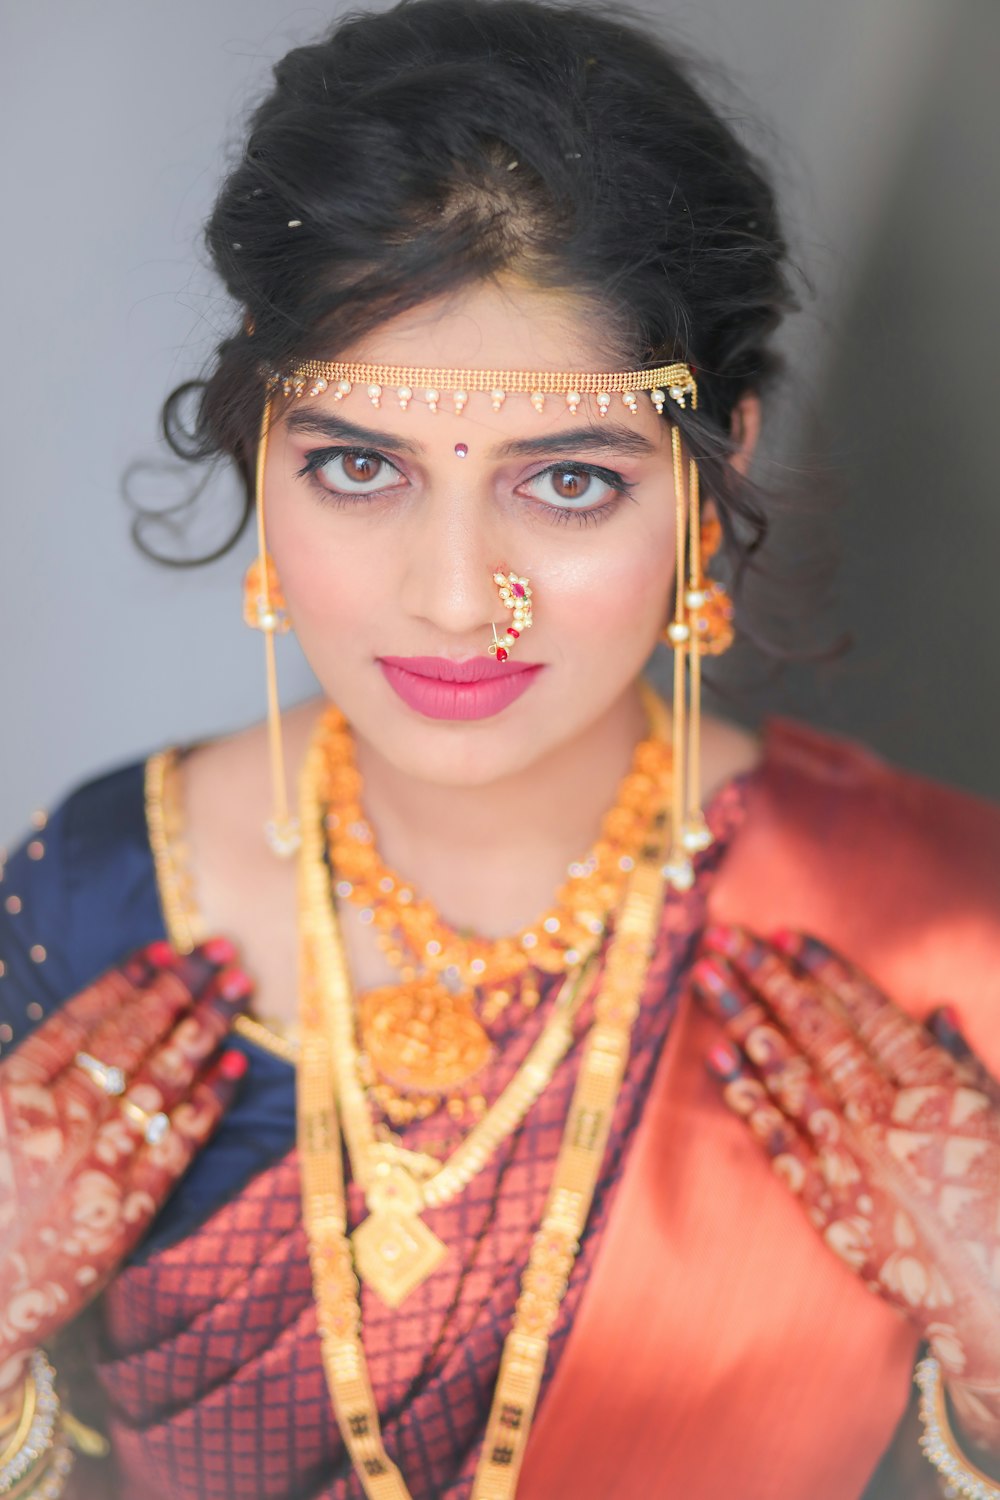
358 978 493 1095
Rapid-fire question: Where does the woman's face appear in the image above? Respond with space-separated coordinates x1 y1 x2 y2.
262 276 679 787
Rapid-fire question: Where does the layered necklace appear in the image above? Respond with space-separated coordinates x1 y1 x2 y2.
321 684 672 1136
297 689 673 1499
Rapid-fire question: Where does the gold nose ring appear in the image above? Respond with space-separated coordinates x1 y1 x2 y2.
488 570 533 661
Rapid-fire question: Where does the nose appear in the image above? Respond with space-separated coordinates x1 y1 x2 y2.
397 487 508 646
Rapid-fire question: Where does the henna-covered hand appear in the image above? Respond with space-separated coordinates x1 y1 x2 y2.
0 939 253 1395
691 924 1000 1456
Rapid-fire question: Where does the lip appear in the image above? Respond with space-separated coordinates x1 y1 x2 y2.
378 655 544 720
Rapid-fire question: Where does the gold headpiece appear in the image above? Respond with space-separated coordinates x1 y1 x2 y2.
268 359 695 416
252 355 721 888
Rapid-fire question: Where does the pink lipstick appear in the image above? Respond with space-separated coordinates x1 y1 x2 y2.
378 655 543 721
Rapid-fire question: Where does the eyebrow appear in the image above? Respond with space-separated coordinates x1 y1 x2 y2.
283 406 658 459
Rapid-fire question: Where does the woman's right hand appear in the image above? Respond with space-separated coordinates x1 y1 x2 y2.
0 938 254 1395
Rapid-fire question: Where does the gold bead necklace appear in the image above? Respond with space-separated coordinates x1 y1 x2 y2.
320 682 672 1128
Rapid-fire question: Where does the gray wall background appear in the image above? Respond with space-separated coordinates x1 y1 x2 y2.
2 0 997 844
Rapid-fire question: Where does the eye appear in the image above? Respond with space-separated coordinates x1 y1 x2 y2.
518 463 633 518
297 447 406 498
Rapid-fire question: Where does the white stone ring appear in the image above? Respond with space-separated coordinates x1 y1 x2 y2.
120 1096 171 1145
74 1050 127 1098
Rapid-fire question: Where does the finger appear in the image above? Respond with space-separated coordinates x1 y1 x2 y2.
118 965 254 1119
926 1005 1000 1099
702 928 893 1120
695 956 863 1145
69 946 231 1080
774 931 962 1088
705 1040 831 1211
4 963 147 1086
5 941 202 1089
120 1049 250 1220
705 1037 880 1285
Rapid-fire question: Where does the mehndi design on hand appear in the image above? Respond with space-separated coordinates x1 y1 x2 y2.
692 925 1000 1457
0 940 253 1396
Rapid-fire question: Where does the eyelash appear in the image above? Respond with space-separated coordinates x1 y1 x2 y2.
295 447 635 527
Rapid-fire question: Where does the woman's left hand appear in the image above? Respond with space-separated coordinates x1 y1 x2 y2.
691 924 1000 1455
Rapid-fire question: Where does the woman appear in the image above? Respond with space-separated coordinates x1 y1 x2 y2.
1 2 998 1497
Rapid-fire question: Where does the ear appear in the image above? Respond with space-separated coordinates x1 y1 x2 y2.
729 393 761 477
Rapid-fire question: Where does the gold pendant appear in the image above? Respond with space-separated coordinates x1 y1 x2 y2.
358 978 493 1094
351 1164 447 1307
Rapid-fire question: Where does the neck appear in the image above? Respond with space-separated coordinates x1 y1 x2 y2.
350 682 652 937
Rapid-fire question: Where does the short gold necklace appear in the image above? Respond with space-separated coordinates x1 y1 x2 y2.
322 683 671 1126
298 723 671 1500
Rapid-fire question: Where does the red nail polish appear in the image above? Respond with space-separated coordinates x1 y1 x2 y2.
217 967 254 1001
771 929 800 954
702 924 740 955
146 939 175 967
706 1040 742 1080
202 936 238 965
691 956 725 991
218 1049 249 1081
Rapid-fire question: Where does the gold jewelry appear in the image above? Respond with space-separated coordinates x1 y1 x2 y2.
488 570 532 662
0 1353 74 1500
307 715 608 1303
322 683 670 991
249 394 300 859
915 1356 1000 1499
119 1096 170 1145
298 715 670 1498
318 687 671 1126
659 375 736 889
269 359 695 413
73 1052 126 1099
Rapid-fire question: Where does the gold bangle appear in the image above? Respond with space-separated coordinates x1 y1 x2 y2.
916 1356 1000 1499
0 1375 35 1476
0 1354 57 1496
4 1442 74 1500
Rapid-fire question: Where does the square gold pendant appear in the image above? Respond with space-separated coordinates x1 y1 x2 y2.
352 1211 448 1308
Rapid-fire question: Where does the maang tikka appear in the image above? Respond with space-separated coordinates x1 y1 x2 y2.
260 348 728 889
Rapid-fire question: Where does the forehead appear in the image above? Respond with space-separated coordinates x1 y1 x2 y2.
332 275 625 373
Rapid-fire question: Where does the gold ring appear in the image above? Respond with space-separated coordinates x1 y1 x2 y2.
120 1097 171 1145
74 1051 126 1098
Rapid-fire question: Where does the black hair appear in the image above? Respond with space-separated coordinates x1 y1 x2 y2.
154 0 805 649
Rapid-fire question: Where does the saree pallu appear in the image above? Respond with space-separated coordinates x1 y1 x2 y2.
58 780 749 1499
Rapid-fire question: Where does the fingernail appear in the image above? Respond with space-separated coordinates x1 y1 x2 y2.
202 937 239 965
702 924 741 956
690 958 745 1017
935 1004 961 1029
706 1040 743 1081
217 1048 249 1081
771 929 801 955
146 939 175 967
215 966 255 1002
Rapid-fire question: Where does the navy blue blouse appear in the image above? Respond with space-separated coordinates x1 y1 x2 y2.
0 759 296 1261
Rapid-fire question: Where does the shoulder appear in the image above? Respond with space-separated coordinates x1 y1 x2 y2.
0 758 165 1048
712 716 1000 1048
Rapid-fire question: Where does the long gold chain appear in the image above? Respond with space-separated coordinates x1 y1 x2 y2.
298 725 670 1499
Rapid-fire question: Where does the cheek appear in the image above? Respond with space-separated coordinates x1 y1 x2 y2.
546 509 676 656
264 477 389 641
